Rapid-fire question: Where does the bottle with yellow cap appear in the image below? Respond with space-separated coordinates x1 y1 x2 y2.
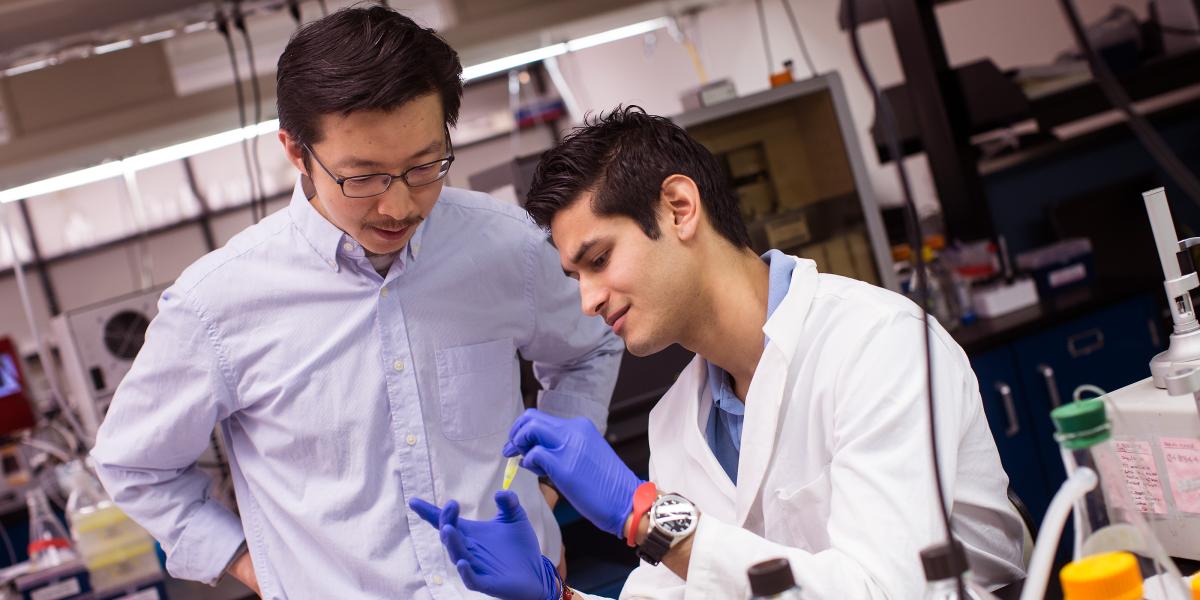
1192 574 1199 600
1051 399 1190 599
1060 551 1142 600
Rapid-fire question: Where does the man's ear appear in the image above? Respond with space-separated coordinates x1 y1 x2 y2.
660 174 701 242
279 129 308 176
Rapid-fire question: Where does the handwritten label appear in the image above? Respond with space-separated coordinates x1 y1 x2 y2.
1113 440 1168 514
1160 437 1200 515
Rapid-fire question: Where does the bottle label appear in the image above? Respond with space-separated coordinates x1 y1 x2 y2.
1160 437 1200 515
1112 440 1168 514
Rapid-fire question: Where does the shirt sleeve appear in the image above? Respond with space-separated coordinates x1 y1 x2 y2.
91 286 246 585
518 230 624 432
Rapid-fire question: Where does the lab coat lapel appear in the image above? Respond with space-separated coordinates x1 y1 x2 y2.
734 258 818 526
677 359 738 507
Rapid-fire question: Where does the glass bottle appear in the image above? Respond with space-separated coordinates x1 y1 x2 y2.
921 541 998 600
748 558 811 599
1050 399 1189 600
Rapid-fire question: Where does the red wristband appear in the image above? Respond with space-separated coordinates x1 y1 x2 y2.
625 481 657 547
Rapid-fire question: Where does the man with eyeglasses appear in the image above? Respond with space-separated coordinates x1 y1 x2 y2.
90 6 622 600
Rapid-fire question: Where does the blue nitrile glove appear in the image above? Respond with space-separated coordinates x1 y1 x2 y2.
409 491 558 600
503 409 643 537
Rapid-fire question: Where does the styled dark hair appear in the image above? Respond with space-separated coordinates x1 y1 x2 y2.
276 5 462 148
525 105 751 249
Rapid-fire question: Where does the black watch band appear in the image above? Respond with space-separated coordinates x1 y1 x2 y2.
635 526 673 566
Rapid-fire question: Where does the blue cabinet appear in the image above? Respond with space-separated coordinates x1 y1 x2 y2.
971 348 1053 520
968 294 1165 527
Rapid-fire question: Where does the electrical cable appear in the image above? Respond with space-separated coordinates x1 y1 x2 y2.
286 0 301 24
1057 0 1200 207
780 0 818 76
214 5 264 223
754 0 775 76
845 1 963 597
0 205 90 447
233 1 269 221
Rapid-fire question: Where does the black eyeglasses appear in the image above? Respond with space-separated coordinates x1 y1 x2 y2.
303 134 455 198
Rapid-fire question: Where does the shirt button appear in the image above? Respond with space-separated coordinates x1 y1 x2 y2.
380 287 389 297
392 359 405 372
343 242 354 252
327 259 336 268
432 575 443 585
406 434 417 446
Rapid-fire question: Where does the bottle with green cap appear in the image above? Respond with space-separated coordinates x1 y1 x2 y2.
1051 398 1190 599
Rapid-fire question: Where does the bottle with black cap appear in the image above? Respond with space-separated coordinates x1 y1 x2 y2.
748 557 811 599
921 540 998 600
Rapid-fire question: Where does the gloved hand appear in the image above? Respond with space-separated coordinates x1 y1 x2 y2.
409 491 558 600
503 409 643 537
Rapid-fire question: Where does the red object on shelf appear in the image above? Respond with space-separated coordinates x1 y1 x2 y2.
0 337 36 436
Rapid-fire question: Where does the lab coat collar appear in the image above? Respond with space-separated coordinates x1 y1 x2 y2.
734 256 819 524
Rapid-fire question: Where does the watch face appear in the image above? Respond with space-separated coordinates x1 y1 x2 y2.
652 495 697 536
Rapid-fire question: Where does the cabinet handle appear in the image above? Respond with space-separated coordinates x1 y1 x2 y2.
1038 364 1063 409
995 381 1020 437
1067 328 1105 358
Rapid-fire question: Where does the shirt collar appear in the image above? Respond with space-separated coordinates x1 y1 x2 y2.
288 175 346 271
287 174 433 271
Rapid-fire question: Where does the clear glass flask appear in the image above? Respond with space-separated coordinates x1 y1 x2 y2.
26 487 75 569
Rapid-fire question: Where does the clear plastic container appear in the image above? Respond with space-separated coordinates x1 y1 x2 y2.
921 541 999 600
64 462 161 592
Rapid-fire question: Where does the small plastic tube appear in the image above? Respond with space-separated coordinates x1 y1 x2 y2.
502 456 520 490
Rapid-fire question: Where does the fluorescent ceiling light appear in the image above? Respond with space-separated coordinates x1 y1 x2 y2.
461 16 670 81
566 17 670 52
0 120 279 204
4 59 52 77
140 30 177 44
93 40 134 55
0 16 671 203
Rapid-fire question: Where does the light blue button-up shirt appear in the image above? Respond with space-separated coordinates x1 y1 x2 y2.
91 178 623 599
705 249 795 484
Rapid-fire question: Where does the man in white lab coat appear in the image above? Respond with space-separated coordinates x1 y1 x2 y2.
410 106 1025 599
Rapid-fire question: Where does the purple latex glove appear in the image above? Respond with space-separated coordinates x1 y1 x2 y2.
409 491 558 600
503 409 643 537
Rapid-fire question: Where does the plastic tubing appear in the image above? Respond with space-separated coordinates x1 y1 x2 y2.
1020 466 1099 600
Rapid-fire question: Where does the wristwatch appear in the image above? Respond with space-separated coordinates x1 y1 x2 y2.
635 493 699 566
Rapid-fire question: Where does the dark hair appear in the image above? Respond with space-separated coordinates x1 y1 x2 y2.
276 5 462 148
525 105 751 249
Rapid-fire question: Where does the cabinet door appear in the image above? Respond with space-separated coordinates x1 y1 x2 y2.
1014 294 1164 494
970 347 1052 521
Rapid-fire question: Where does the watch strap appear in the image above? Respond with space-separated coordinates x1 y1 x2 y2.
626 481 657 547
635 526 673 566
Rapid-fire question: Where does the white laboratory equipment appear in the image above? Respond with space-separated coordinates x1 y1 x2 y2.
1103 187 1200 561
49 285 168 439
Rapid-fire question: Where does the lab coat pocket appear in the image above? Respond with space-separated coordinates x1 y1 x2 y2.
769 466 832 552
436 338 517 440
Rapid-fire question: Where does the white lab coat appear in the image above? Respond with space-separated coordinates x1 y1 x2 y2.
604 257 1025 599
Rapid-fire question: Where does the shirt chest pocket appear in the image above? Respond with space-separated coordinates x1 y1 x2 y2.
435 338 518 440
